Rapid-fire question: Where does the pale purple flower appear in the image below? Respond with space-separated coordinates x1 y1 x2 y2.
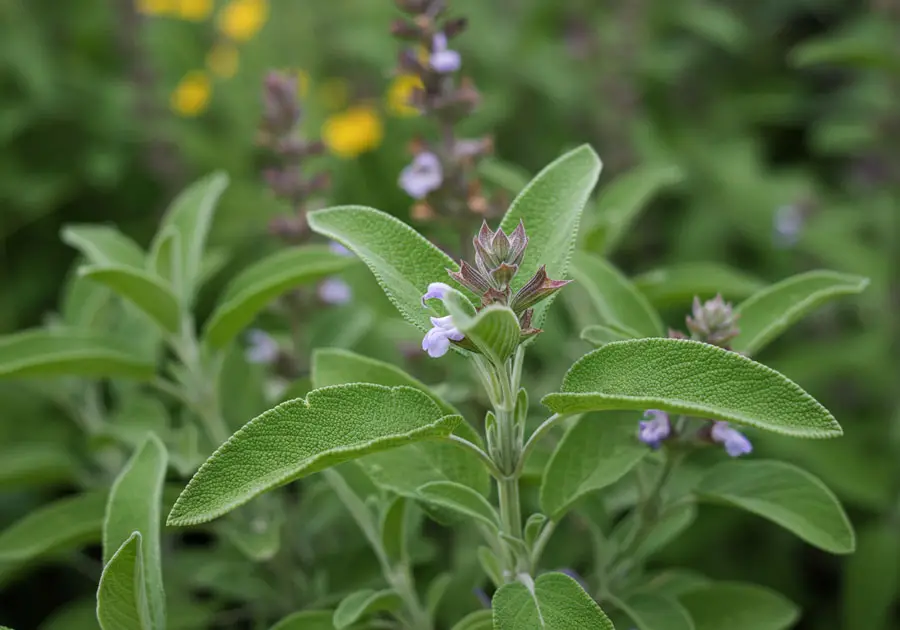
711 421 752 457
421 282 453 306
638 410 671 449
473 588 491 609
329 241 353 257
318 278 352 305
773 204 803 249
399 151 443 199
430 32 461 73
245 329 279 364
422 315 464 358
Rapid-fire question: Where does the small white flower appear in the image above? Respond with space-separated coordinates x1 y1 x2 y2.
399 151 443 199
421 282 453 306
421 315 464 358
430 32 461 73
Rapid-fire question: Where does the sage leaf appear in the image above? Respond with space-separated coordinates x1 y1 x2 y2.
151 171 229 303
447 303 521 365
425 572 453 618
79 265 182 333
104 435 168 628
540 413 647 520
580 324 636 347
417 481 501 532
307 205 459 332
61 225 145 268
619 594 695 630
0 329 155 380
270 610 338 630
39 598 100 630
0 443 74 488
543 338 842 438
732 270 869 356
581 163 682 255
0 492 106 563
679 582 799 630
478 157 531 194
500 144 602 326
167 385 461 526
634 263 766 308
204 245 352 348
380 496 408 565
697 459 855 554
842 521 899 630
147 226 182 295
333 589 402 629
96 533 149 630
451 610 492 630
492 572 614 629
570 252 663 338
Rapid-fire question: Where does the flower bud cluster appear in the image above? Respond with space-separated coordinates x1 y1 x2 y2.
685 294 740 348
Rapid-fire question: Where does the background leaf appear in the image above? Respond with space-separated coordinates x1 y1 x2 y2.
679 583 799 630
270 610 341 630
446 303 521 365
619 594 695 630
417 481 501 532
79 265 182 333
633 263 766 309
61 225 145 268
841 521 899 630
543 338 842 438
96 532 148 630
492 572 614 629
333 589 401 629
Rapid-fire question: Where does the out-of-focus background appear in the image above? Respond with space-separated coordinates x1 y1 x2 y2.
0 0 896 628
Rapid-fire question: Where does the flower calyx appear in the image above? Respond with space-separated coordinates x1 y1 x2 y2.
685 294 740 348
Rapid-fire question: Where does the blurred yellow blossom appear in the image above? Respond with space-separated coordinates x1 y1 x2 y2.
387 74 423 117
177 0 212 20
322 105 383 158
137 0 176 15
207 44 239 78
171 71 212 117
320 78 350 111
218 0 269 42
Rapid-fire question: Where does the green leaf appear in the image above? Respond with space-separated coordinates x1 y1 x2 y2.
0 443 74 488
633 263 766 309
540 413 647 520
580 325 635 347
451 610 493 630
524 513 548 550
619 594 695 630
679 583 799 630
492 572 614 629
842 521 899 630
62 225 145 268
380 496 408 564
425 572 453 618
570 252 663 338
732 270 869 356
500 144 603 326
582 164 682 255
104 435 168 628
307 205 458 332
697 460 855 554
147 226 182 295
270 610 338 630
152 172 229 302
543 338 842 438
636 503 697 559
167 385 461 526
446 303 521 365
478 157 531 194
0 329 155 380
203 245 352 348
0 492 106 563
79 265 182 333
39 597 100 630
333 589 402 629
96 533 149 630
417 481 501 532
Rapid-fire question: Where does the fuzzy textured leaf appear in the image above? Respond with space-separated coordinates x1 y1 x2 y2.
333 589 401 629
79 265 182 333
62 225 145 268
500 144 602 326
541 413 647 520
697 460 855 554
104 435 168 628
580 324 636 347
634 263 766 308
96 533 148 630
167 385 461 526
492 572 614 629
447 303 521 365
733 270 869 356
570 252 663 338
204 245 352 348
0 328 155 380
543 338 841 438
417 481 501 531
307 206 459 332
0 492 106 563
620 594 695 630
679 583 799 630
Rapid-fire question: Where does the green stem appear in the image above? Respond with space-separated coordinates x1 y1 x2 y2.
447 435 503 479
516 413 571 476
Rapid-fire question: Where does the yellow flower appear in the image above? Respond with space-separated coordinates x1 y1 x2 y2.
320 78 349 111
137 0 176 15
218 0 269 42
177 0 213 20
322 105 384 158
386 74 423 117
207 44 239 78
170 71 212 117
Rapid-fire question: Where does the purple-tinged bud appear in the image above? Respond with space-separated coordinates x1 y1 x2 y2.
686 294 740 347
262 71 301 136
318 278 352 305
421 281 453 306
245 329 280 365
263 167 302 199
472 220 528 278
422 315 464 358
638 410 671 449
443 17 468 38
447 260 491 295
509 266 571 313
490 263 518 290
710 421 752 457
430 32 461 73
390 18 421 39
399 151 443 199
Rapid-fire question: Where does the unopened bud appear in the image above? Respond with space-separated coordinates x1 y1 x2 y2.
685 295 740 347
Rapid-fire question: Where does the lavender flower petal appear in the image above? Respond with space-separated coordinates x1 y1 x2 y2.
421 281 453 306
430 32 461 73
638 409 671 448
399 151 443 199
318 278 352 305
245 329 280 364
711 421 752 457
